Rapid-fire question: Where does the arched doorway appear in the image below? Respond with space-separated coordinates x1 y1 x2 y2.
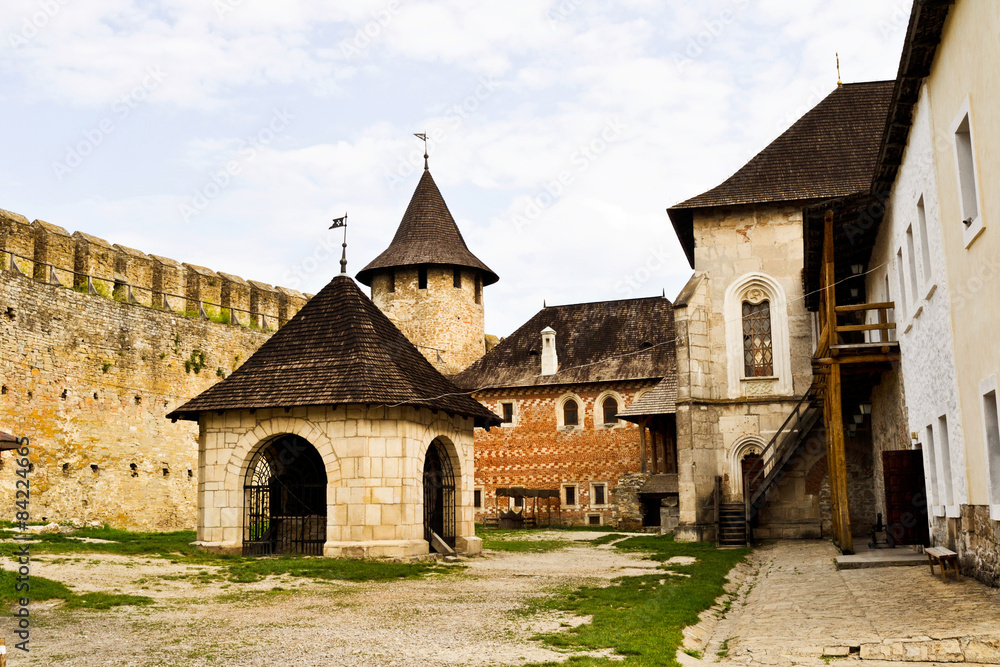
742 452 764 501
423 438 456 550
243 434 327 555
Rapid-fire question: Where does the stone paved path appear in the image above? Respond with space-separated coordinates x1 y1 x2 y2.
687 540 1000 667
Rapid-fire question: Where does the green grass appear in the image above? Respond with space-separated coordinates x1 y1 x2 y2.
524 535 749 666
0 569 152 610
21 526 448 584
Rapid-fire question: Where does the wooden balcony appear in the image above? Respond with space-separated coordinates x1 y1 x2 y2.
814 301 899 366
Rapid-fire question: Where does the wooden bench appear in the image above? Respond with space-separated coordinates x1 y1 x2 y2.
925 546 961 582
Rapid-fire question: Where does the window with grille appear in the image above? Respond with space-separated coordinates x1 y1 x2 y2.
742 300 773 377
593 483 606 505
563 399 579 426
564 485 576 506
501 402 513 423
602 397 618 424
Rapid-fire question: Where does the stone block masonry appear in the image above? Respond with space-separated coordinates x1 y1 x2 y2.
0 207 319 530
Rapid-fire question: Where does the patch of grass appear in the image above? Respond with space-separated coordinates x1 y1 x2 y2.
587 533 626 547
478 530 574 553
0 570 151 610
717 637 732 659
524 535 749 666
24 526 449 584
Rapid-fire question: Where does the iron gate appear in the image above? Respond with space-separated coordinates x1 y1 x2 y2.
243 435 327 556
423 439 456 548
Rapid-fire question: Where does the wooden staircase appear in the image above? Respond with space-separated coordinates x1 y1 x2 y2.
718 503 748 547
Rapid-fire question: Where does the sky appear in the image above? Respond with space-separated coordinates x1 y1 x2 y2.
0 0 912 337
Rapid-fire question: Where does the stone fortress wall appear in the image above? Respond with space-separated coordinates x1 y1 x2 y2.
0 207 313 530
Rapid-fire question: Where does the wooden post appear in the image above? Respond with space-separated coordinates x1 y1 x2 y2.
822 210 853 553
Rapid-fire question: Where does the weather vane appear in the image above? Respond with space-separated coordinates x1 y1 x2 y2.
414 132 429 170
330 213 348 275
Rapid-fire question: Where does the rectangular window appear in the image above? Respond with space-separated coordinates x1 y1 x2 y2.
955 114 979 225
982 388 1000 515
741 300 773 376
925 424 940 512
388 270 395 293
593 483 606 506
917 196 932 286
501 402 513 423
588 514 601 526
473 488 482 509
564 485 576 507
938 415 955 509
453 267 462 288
905 225 919 306
418 266 428 290
895 248 907 321
474 274 482 304
884 274 894 342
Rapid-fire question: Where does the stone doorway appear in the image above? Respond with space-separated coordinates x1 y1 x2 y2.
243 435 327 555
423 438 456 551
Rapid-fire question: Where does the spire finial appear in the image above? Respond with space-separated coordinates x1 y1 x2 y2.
414 132 429 170
330 213 348 275
836 52 842 87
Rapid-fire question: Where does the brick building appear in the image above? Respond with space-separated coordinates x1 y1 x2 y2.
453 297 676 528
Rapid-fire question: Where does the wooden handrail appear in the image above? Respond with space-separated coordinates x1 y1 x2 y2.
836 322 896 333
834 301 894 313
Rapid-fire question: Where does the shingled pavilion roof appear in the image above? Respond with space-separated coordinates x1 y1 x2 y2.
453 296 676 391
168 274 500 427
356 169 498 286
668 81 895 266
617 377 676 419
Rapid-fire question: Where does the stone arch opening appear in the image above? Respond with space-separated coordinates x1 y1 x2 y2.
731 437 766 500
423 437 457 551
243 434 327 556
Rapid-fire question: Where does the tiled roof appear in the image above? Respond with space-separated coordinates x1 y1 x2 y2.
453 296 676 391
668 81 895 266
617 378 676 418
356 169 498 286
168 274 500 427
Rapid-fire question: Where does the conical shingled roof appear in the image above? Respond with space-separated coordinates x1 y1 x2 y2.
167 274 500 427
356 169 498 286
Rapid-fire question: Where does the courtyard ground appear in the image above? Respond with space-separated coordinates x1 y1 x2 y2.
1 532 998 666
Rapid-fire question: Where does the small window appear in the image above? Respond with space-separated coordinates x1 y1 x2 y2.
501 402 513 423
588 514 601 526
905 226 919 304
564 485 576 506
982 388 1000 513
917 196 932 286
474 274 482 304
563 399 578 426
602 397 618 425
593 483 606 506
896 248 907 320
513 495 523 508
473 488 482 509
938 415 955 509
388 270 395 293
453 267 462 288
418 266 427 290
742 300 773 376
955 114 979 225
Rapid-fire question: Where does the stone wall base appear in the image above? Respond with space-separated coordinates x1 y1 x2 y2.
956 504 1000 588
675 522 714 543
754 520 822 540
325 539 430 559
455 535 482 555
191 541 241 555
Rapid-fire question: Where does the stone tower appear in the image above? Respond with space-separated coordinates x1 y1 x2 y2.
356 167 498 375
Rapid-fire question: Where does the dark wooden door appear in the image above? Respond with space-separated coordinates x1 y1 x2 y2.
882 450 930 546
742 453 763 500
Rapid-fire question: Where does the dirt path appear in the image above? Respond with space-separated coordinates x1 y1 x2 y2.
3 532 657 666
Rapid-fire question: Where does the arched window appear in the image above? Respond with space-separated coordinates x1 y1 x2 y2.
602 397 619 424
742 300 773 377
563 399 579 426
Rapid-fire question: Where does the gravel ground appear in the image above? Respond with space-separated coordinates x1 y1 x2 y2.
2 531 658 666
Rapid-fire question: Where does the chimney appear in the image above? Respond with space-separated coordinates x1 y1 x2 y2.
541 327 558 375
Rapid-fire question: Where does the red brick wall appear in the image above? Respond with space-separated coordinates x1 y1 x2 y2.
472 381 657 526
